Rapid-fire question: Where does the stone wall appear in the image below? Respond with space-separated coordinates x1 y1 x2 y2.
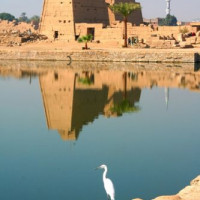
75 23 123 43
39 0 75 41
73 0 110 25
0 48 199 63
127 25 197 41
75 23 198 46
39 0 143 41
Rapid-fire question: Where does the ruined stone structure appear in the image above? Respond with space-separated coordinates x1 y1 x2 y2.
39 0 143 41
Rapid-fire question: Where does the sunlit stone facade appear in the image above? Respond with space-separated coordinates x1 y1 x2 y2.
39 0 143 41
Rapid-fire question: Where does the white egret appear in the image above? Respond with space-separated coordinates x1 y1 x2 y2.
96 164 115 200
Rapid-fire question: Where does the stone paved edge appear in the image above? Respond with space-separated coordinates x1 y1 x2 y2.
0 49 199 63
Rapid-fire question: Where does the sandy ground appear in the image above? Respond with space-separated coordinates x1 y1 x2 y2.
1 40 200 53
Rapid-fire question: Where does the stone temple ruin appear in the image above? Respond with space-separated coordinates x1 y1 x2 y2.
1 0 200 48
39 0 143 42
38 0 200 48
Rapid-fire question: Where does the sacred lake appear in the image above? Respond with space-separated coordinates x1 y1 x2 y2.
0 61 200 200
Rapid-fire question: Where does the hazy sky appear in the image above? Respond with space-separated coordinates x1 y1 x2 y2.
0 0 199 21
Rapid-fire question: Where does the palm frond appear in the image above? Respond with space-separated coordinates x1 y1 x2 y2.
109 2 141 17
78 34 93 43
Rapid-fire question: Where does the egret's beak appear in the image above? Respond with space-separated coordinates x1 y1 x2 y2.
95 166 101 170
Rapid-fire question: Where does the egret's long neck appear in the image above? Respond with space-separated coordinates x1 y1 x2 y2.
103 166 108 181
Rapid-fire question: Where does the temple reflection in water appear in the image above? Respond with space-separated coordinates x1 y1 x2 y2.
39 69 141 141
1 61 200 141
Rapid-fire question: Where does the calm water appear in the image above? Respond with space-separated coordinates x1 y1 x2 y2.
0 62 200 200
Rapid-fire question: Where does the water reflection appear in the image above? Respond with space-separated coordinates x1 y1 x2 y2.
39 70 141 140
1 61 200 200
165 87 169 110
1 61 200 141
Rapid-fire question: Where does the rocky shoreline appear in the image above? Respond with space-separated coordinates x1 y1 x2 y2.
133 175 200 200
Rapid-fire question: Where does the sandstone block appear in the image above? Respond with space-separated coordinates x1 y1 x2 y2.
179 42 193 48
196 31 200 37
153 195 181 200
132 198 143 200
191 175 200 186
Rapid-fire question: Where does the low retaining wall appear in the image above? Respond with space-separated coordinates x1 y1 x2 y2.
0 49 199 63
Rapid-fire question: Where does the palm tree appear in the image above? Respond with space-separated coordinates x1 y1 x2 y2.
109 2 141 47
78 34 93 50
